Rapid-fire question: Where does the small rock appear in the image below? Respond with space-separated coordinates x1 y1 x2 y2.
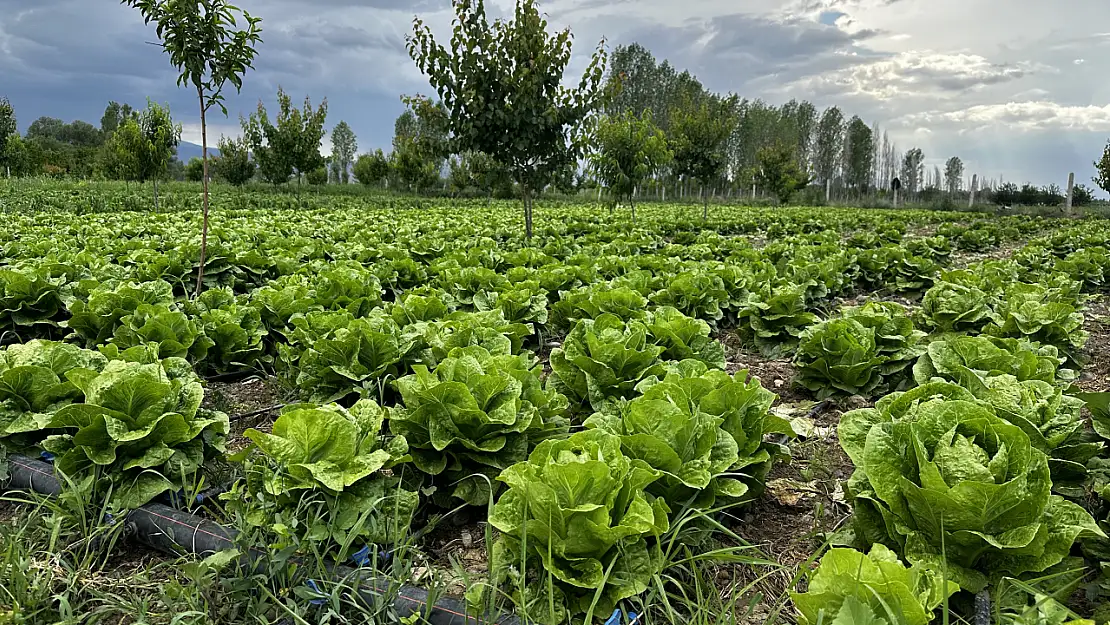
461 530 473 548
774 379 784 388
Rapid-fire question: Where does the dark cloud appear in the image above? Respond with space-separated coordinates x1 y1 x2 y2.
0 0 1105 189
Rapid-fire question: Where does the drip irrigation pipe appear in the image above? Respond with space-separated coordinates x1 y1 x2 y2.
2 455 520 625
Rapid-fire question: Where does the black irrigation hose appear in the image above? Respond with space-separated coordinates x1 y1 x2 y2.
228 403 287 424
974 589 991 625
2 455 520 625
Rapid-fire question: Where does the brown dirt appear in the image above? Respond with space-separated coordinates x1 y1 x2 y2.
950 240 1026 269
719 330 807 406
421 519 491 597
1079 295 1110 393
733 403 855 625
203 376 288 453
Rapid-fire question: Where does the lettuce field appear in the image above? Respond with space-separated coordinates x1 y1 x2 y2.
1 181 1110 625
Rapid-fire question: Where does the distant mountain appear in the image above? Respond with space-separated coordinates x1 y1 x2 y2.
175 141 220 163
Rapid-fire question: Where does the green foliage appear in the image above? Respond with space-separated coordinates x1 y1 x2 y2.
0 340 108 455
790 544 958 625
844 116 874 191
280 310 422 404
590 110 672 212
353 149 390 187
549 314 666 412
0 97 15 173
794 299 923 399
985 284 1088 361
670 93 738 214
242 86 329 184
305 166 328 186
0 269 67 339
795 302 925 400
233 399 417 547
102 99 181 184
408 0 609 236
839 382 1104 592
482 429 670 622
736 283 819 358
390 345 568 505
644 306 725 369
184 157 205 182
328 120 357 184
756 141 809 205
919 281 993 333
913 335 1074 389
1094 139 1110 196
212 135 254 185
122 0 262 118
42 358 229 508
585 360 785 509
107 303 214 362
66 280 176 348
186 288 269 374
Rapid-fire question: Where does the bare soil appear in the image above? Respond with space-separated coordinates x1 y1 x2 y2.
733 403 855 625
1079 295 1110 393
719 330 808 406
203 376 289 453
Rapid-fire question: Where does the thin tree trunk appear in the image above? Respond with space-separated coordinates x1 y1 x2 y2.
195 88 211 297
702 186 707 220
523 184 533 240
630 196 636 223
153 178 159 211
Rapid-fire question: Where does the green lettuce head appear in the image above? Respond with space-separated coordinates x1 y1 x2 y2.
790 544 958 625
839 383 1104 592
482 429 669 623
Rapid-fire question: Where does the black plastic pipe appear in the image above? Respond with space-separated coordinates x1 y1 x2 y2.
2 455 520 625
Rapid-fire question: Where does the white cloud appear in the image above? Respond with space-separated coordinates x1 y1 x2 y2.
782 50 1039 100
898 101 1110 133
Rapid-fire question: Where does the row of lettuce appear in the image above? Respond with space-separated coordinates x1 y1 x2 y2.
2 197 1110 622
791 224 1110 624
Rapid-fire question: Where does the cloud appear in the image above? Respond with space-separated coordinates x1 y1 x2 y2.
3 0 1110 190
783 51 1037 100
899 101 1110 133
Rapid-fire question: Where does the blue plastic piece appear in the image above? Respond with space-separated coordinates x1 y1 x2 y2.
604 608 640 625
305 579 327 605
350 545 373 566
39 451 55 463
349 544 391 567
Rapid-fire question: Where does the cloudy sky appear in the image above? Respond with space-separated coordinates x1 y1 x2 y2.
3 0 1110 190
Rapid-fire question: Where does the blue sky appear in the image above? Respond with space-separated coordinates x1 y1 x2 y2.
3 0 1110 191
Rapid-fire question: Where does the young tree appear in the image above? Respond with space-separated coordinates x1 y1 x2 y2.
353 149 390 187
813 106 844 187
1093 140 1110 196
242 87 329 185
900 148 925 195
590 110 672 221
0 97 16 177
185 157 206 182
105 99 182 208
122 0 262 295
100 101 136 137
944 156 964 194
843 116 873 192
388 98 449 192
329 120 357 184
1072 183 1094 206
213 135 254 186
756 142 810 205
670 93 738 219
408 0 608 238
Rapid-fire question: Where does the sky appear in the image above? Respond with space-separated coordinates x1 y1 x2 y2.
3 0 1110 190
